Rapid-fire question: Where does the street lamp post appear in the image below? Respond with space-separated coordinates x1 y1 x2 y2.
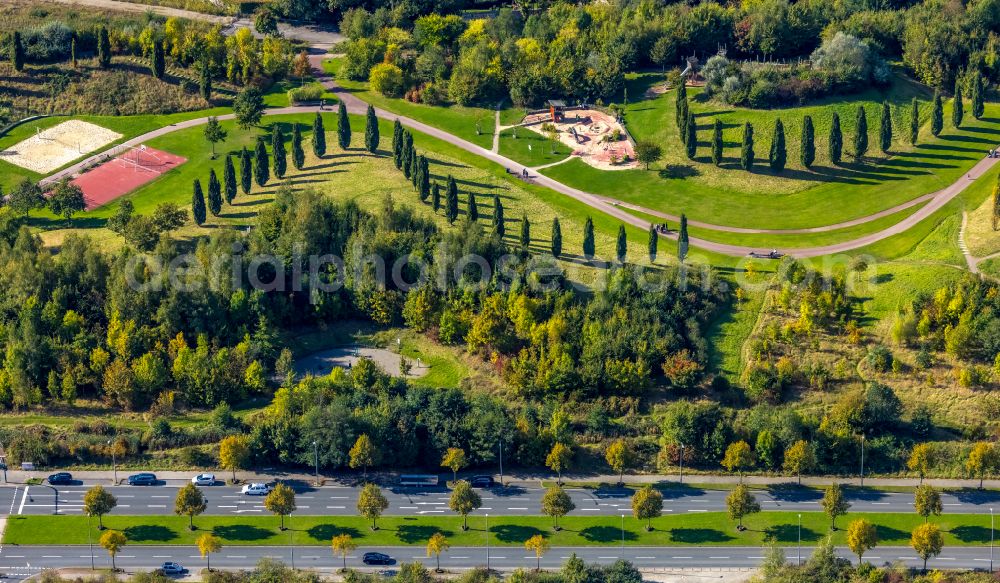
991 507 995 572
797 514 801 566
88 512 95 570
485 513 490 571
860 436 865 487
107 439 117 485
289 513 294 570
678 444 685 484
621 514 625 559
312 441 319 485
498 440 504 487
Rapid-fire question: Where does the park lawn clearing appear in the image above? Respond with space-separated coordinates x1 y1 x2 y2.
961 163 1000 258
498 128 573 168
0 120 122 173
4 512 996 547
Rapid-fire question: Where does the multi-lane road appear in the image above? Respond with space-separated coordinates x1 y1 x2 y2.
1 544 998 578
3 480 1000 516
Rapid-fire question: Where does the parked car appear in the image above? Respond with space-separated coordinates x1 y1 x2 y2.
363 552 394 565
127 473 157 485
46 472 73 485
470 475 495 488
191 473 216 486
158 562 188 575
241 483 272 495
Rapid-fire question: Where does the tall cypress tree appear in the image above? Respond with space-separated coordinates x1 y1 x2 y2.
910 98 920 145
432 182 441 212
830 112 843 164
409 148 419 186
392 119 403 168
11 31 24 72
583 217 595 259
551 218 562 257
337 100 351 150
931 91 943 136
648 224 658 262
312 112 326 158
291 124 305 170
520 215 530 252
199 61 212 101
993 173 1000 231
492 195 505 237
207 169 222 217
854 105 868 159
740 122 754 171
972 73 985 120
192 179 206 226
675 82 688 130
223 155 237 204
685 110 697 159
418 156 430 202
879 101 893 153
97 26 111 69
254 137 269 187
678 214 689 263
953 79 964 128
365 104 379 153
271 124 287 179
239 147 252 195
711 119 723 166
70 36 77 69
151 42 165 79
467 191 478 222
769 119 786 173
445 175 458 224
403 145 414 180
679 97 690 144
616 225 627 264
800 115 815 168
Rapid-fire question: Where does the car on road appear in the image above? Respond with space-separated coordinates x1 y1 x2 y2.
127 473 157 485
157 562 188 575
363 552 394 565
46 472 73 485
241 482 272 495
470 475 495 488
191 473 216 486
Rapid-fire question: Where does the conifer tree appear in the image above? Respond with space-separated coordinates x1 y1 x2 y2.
931 91 944 137
769 119 786 173
207 169 222 216
223 155 237 204
830 112 843 164
740 122 754 171
492 195 504 237
648 224 658 262
151 42 165 79
271 124 286 178
910 98 920 145
879 101 893 153
551 218 562 257
312 112 326 158
239 147 252 195
685 111 697 159
583 217 595 259
953 79 964 128
854 105 869 159
418 156 430 202
616 225 627 263
520 214 530 252
97 27 111 69
675 82 687 129
432 182 441 212
972 73 985 120
365 104 379 153
392 120 403 168
192 179 206 226
338 100 351 150
711 118 723 166
11 31 24 72
254 137 269 187
678 214 689 263
800 115 815 168
291 124 305 170
199 61 211 101
445 176 458 224
467 191 478 222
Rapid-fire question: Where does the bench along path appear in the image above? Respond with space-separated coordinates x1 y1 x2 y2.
39 43 997 260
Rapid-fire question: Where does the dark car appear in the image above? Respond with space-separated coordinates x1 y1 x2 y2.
47 472 73 485
470 475 495 488
363 552 394 566
127 473 157 485
157 562 188 575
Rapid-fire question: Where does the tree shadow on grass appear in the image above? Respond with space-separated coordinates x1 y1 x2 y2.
212 524 275 542
658 165 700 179
123 525 177 543
396 524 454 544
874 524 909 544
762 524 821 544
579 526 638 543
951 525 991 543
307 524 362 542
668 528 734 544
492 524 546 543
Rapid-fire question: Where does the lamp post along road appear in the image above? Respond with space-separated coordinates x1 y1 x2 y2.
485 513 490 571
797 514 802 566
620 514 625 558
860 436 865 487
991 507 995 571
88 512 95 570
498 441 504 487
312 441 319 484
107 439 117 485
679 444 685 484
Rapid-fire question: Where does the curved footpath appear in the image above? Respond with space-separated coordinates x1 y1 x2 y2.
40 51 999 259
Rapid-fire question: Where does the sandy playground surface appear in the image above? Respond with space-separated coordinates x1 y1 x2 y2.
524 109 637 170
0 120 122 173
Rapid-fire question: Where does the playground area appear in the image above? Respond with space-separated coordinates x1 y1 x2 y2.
71 145 186 209
0 120 122 173
522 108 637 170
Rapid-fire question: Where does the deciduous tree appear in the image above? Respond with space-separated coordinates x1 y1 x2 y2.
525 535 549 571
821 483 850 530
631 485 662 531
726 484 760 530
722 440 755 482
911 522 943 571
100 530 127 571
634 140 662 170
331 534 356 571
47 180 86 226
349 434 375 478
233 87 265 129
219 435 249 483
782 440 815 485
605 439 634 484
442 448 467 482
541 486 575 530
197 533 221 571
914 485 942 522
174 483 207 530
448 480 482 530
966 441 996 489
846 519 877 564
358 483 389 530
426 532 449 572
264 483 296 530
908 443 934 484
84 485 117 529
546 442 572 483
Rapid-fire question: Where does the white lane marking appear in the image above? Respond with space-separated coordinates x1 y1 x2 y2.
8 486 18 515
635 556 655 559
709 556 730 560
672 556 692 559
687 509 707 513
508 507 528 510
17 487 29 515
327 506 346 509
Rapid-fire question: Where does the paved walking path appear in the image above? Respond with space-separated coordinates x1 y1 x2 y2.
43 0 234 24
35 38 998 259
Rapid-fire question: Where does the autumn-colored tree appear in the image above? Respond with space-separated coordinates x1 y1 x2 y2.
219 435 249 483
441 447 467 482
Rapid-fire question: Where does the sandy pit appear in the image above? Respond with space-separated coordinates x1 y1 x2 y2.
523 109 637 170
0 120 122 173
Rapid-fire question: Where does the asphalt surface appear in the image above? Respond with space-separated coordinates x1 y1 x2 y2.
6 481 1000 517
1 544 998 579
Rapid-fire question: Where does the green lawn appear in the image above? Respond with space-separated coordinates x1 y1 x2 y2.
6 512 997 547
541 72 1000 231
497 128 573 168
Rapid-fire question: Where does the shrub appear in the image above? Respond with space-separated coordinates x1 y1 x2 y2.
23 22 74 62
287 82 325 104
747 80 779 109
369 62 404 97
865 345 892 373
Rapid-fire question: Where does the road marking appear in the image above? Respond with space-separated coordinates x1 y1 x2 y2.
870 502 890 505
17 486 29 515
8 486 18 515
227 555 247 559
452 556 469 559
635 556 655 560
154 555 171 558
42 555 61 558
481 507 492 510
509 507 528 510
598 556 617 560
709 556 730 560
581 509 601 512
327 506 346 509
687 509 707 513
672 556 692 559
149 505 166 508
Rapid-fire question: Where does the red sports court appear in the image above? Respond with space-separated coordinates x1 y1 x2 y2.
71 145 186 209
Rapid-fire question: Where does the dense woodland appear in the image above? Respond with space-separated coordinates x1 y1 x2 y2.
335 0 1000 107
